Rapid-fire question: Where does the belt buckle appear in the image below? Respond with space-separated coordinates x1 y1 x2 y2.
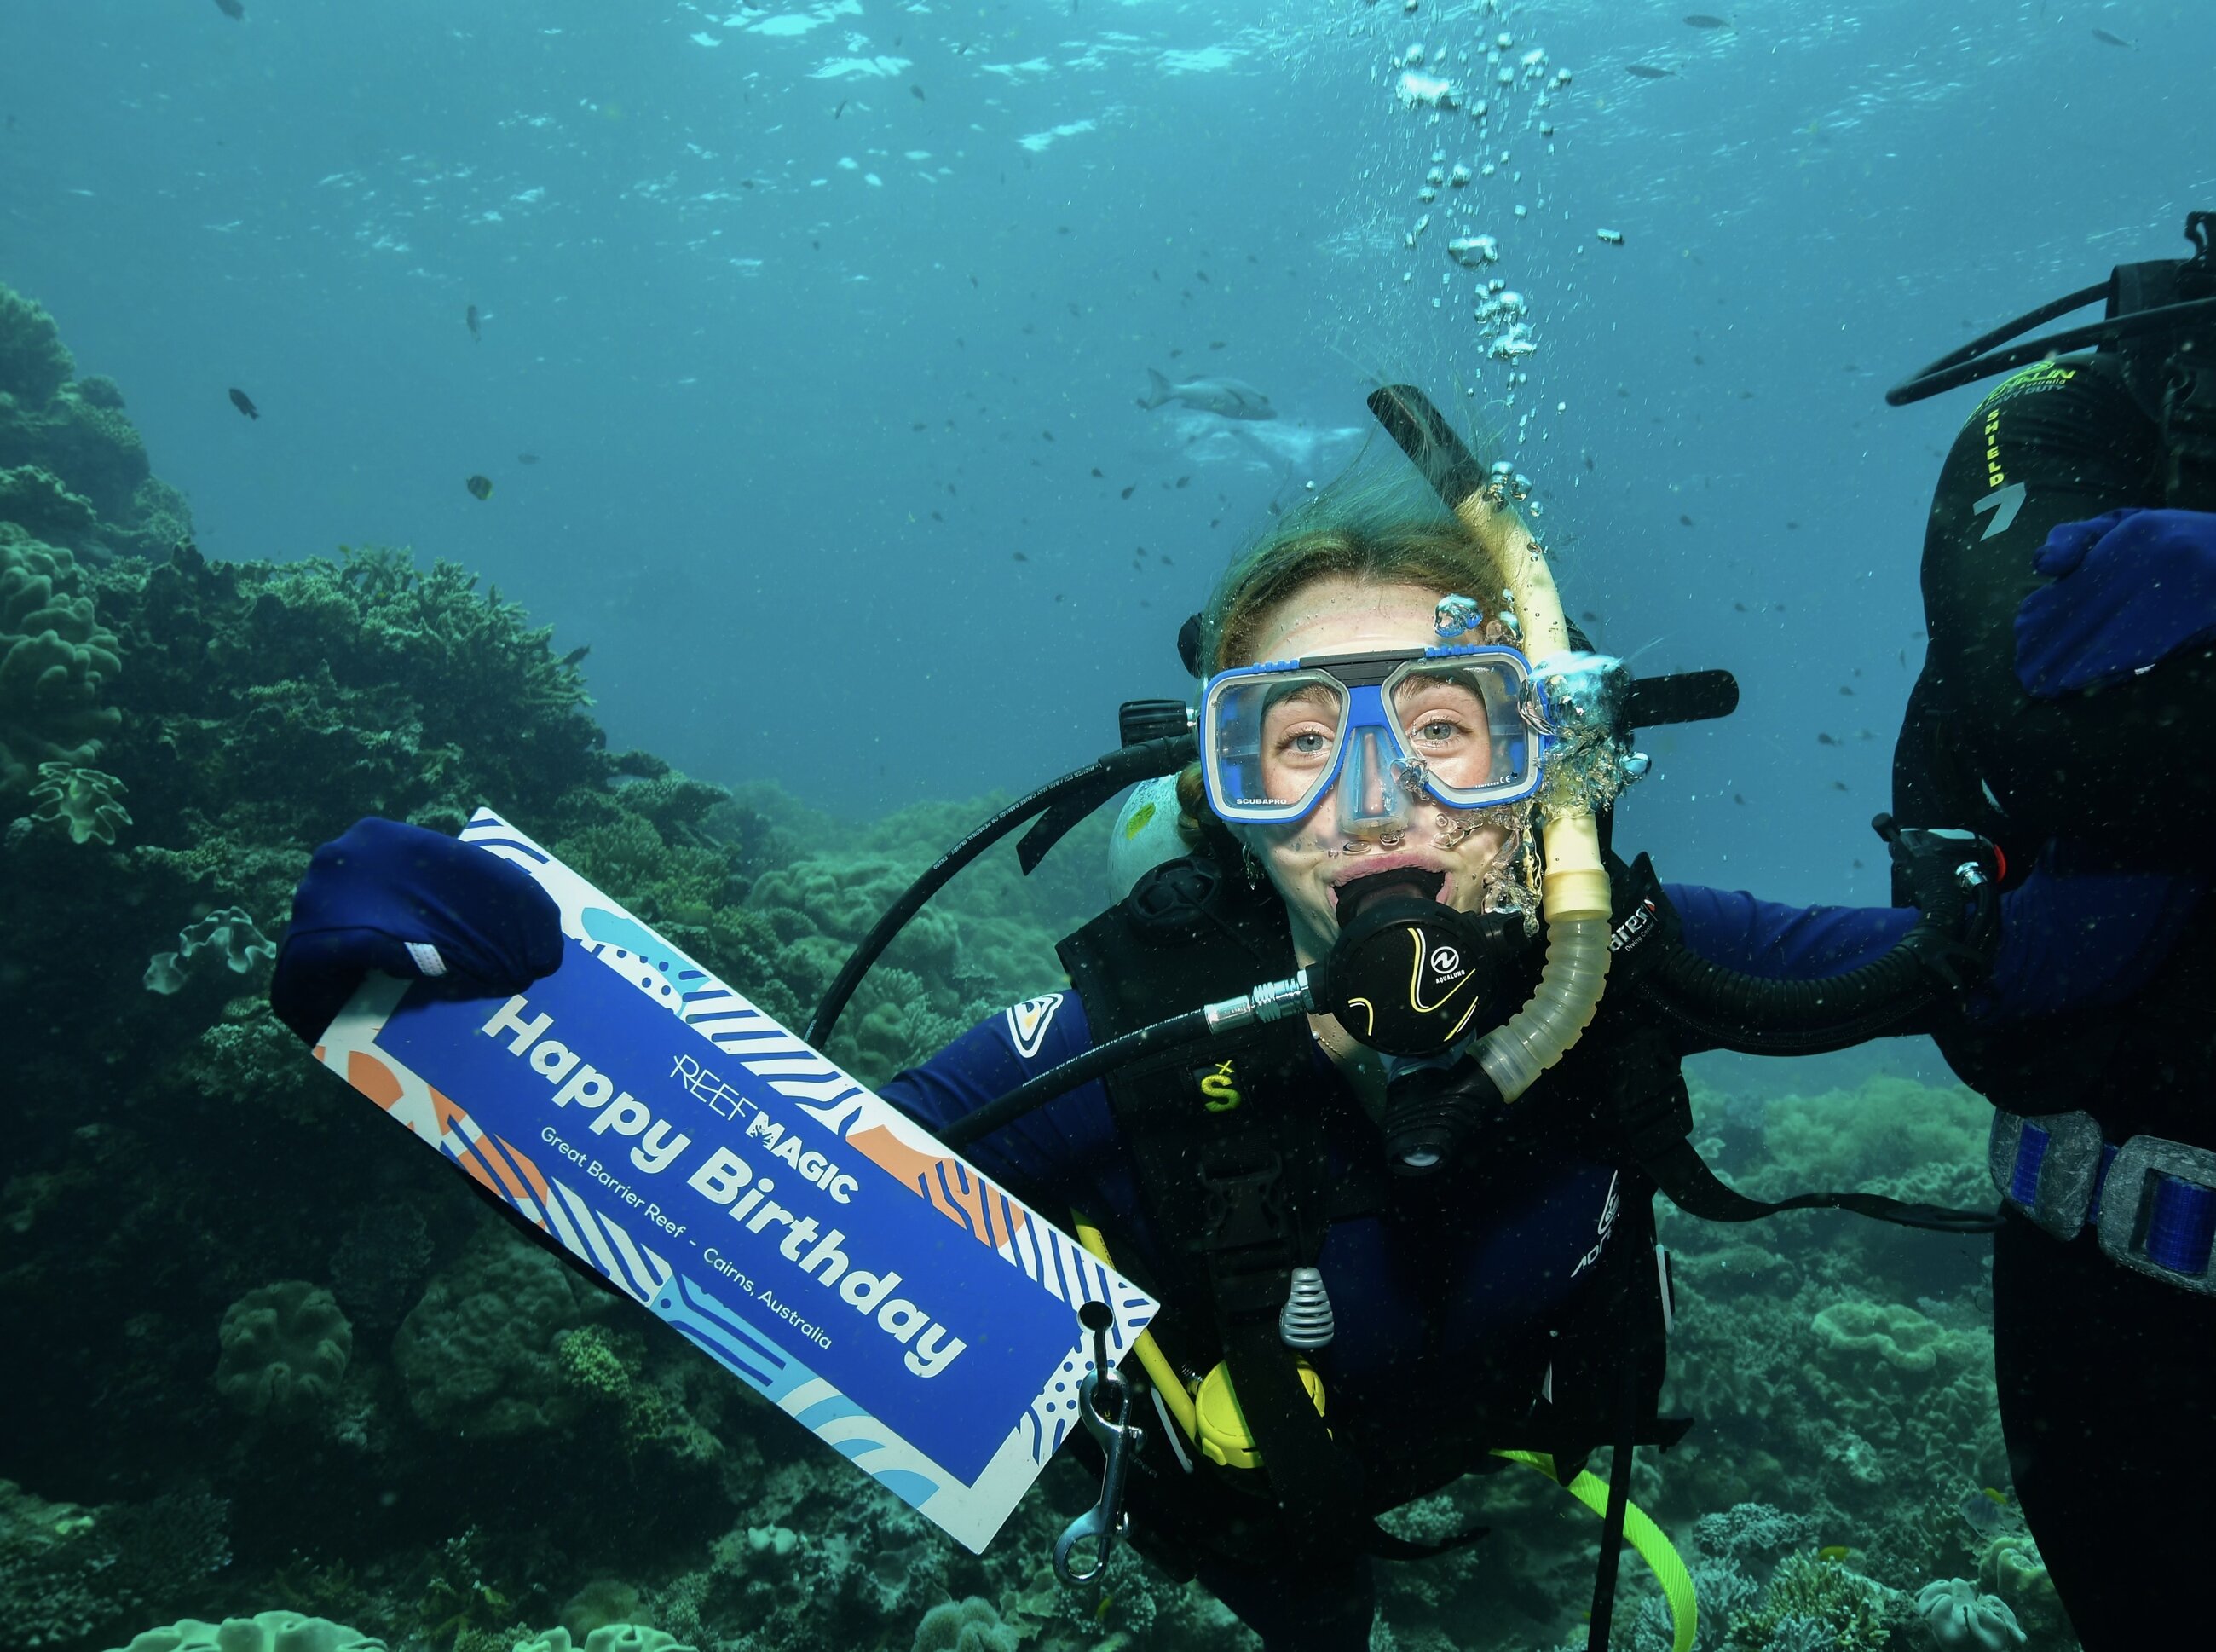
2095 1135 2216 1297
1988 1110 2104 1239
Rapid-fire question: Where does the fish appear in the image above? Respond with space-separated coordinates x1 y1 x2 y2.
1817 732 1837 745
1138 368 1275 420
1734 794 1746 805
558 644 591 669
465 303 480 341
834 100 846 118
517 453 540 465
911 84 926 101
213 0 245 17
1013 552 1029 562
1683 14 1730 27
465 475 493 500
1817 1545 1851 1562
1120 485 1135 500
1832 781 1850 792
1959 1487 2011 1536
2091 28 2132 48
227 386 258 419
1679 515 1694 527
1625 64 1676 78
1090 467 1105 478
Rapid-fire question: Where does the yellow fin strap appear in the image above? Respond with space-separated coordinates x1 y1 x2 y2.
1071 1213 1199 1446
1491 1450 1697 1652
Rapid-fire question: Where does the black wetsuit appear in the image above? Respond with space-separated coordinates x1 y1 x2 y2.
1895 352 2216 1649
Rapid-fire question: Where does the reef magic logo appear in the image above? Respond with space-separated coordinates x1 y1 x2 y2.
312 809 1157 1553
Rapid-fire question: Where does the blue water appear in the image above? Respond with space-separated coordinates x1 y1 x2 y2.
4 0 2207 906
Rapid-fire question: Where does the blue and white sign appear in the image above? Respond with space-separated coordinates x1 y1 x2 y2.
315 808 1157 1551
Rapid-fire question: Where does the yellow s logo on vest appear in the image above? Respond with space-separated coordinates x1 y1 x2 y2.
1197 1060 1243 1112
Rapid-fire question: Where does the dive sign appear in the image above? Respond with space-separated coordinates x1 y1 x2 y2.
313 808 1157 1551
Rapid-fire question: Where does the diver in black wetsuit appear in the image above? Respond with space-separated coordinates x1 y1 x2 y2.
1887 214 2216 1648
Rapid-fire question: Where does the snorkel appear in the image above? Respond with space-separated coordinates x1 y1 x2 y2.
1315 387 1619 1164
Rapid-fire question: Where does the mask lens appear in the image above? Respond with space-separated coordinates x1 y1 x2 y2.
1388 657 1533 802
1204 670 1347 820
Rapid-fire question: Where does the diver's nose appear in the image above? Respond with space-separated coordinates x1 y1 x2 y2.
1334 727 1415 840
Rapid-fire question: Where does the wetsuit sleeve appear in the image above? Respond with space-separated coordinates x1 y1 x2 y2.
1903 355 2216 858
1664 875 2200 1025
876 992 1122 1218
1665 884 1915 979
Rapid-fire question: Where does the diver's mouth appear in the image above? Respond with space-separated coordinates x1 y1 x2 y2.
1330 864 1446 918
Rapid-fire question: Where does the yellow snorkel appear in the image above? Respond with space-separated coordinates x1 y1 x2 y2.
1367 384 1615 1102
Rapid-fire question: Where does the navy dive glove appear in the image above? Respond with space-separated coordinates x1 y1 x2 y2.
270 817 564 1044
2015 507 2216 696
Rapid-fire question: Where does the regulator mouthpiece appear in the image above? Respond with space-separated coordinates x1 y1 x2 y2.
1312 869 1516 1057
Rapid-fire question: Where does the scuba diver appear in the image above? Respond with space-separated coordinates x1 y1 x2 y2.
268 388 2177 1651
1879 210 2216 1648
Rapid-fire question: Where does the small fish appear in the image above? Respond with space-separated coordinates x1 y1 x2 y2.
1625 64 1676 78
1209 340 1227 350
1120 484 1135 500
1733 794 1746 805
1839 684 1855 696
1683 14 1730 27
517 453 540 465
1786 520 1800 530
213 0 245 17
1013 552 1029 562
1817 1545 1851 1562
1831 780 1849 792
1817 732 1837 746
930 510 944 522
466 303 481 341
1090 467 1104 478
911 84 926 101
1175 475 1190 488
558 644 591 669
1679 514 1694 527
1580 610 1600 622
1959 1487 2011 1536
2091 28 2132 49
465 475 493 500
1041 430 1054 442
228 386 258 419
833 100 846 118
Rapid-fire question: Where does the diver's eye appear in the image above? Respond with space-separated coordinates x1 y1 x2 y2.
1412 718 1465 745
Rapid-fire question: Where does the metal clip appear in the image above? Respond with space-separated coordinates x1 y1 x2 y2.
1053 1302 1145 1586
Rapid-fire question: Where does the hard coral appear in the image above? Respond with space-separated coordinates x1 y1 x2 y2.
214 1280 354 1420
0 464 98 548
0 529 121 792
393 1223 606 1438
0 285 72 407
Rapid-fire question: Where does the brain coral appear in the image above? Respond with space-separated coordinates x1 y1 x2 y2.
215 1281 354 1420
0 529 120 794
393 1224 606 1437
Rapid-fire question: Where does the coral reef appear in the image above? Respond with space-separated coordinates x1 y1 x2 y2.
0 285 2088 1652
215 1281 354 1422
1 527 122 793
111 1613 387 1652
392 1224 609 1439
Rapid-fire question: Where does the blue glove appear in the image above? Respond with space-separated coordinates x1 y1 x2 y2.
1972 844 2205 1023
271 817 564 1043
2014 507 2216 697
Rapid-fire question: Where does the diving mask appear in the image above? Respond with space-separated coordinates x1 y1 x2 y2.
1199 644 1555 828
